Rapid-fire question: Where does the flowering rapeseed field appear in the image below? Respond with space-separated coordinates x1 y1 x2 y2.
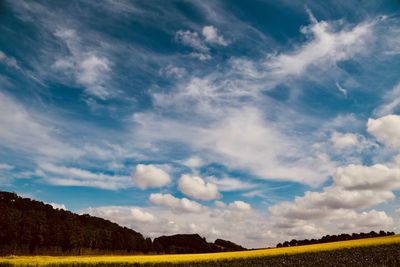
1 235 400 266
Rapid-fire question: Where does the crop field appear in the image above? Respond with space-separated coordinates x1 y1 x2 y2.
1 235 400 266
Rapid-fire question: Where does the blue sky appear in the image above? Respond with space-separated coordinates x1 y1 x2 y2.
1 0 400 248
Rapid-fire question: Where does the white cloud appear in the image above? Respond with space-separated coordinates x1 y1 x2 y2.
132 164 171 189
241 190 267 199
271 208 393 239
374 83 400 116
206 177 256 192
149 193 205 213
368 114 400 148
189 52 212 61
0 50 20 69
139 17 381 188
335 82 347 96
53 28 112 99
228 200 252 211
202 26 228 46
330 131 360 150
49 202 66 210
133 107 335 186
0 92 81 159
269 189 394 240
266 157 400 241
175 30 208 52
130 208 156 222
0 163 18 185
259 112 400 242
199 107 335 185
264 17 373 78
334 163 400 191
85 206 155 224
270 187 393 219
84 199 393 248
214 200 226 208
77 55 110 94
0 163 14 171
175 30 211 61
178 174 220 200
180 156 204 169
161 64 186 78
84 200 264 248
38 162 132 190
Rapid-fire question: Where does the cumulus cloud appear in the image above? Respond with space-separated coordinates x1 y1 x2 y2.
334 163 400 191
84 199 263 248
270 187 393 219
38 162 132 190
132 164 171 189
84 199 393 248
367 114 400 148
127 208 155 222
330 131 360 150
180 156 204 169
269 188 394 240
85 206 155 224
202 26 228 46
149 193 205 213
267 157 400 240
178 174 220 200
228 200 252 211
260 111 400 242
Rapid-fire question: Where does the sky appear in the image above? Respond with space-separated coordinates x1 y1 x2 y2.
1 0 400 248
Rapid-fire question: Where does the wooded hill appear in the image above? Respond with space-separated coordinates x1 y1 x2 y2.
0 191 245 255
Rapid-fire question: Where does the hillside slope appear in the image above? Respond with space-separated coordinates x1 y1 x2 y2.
0 191 245 255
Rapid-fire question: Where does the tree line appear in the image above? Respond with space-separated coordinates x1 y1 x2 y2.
0 191 244 255
276 231 395 248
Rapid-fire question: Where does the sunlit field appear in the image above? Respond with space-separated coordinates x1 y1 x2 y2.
1 235 400 266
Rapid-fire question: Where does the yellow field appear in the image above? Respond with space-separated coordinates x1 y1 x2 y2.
2 235 400 266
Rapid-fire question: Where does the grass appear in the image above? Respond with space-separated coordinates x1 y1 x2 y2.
1 235 400 266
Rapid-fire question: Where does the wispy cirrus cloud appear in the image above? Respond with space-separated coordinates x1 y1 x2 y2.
0 92 81 159
53 28 112 99
38 162 133 190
